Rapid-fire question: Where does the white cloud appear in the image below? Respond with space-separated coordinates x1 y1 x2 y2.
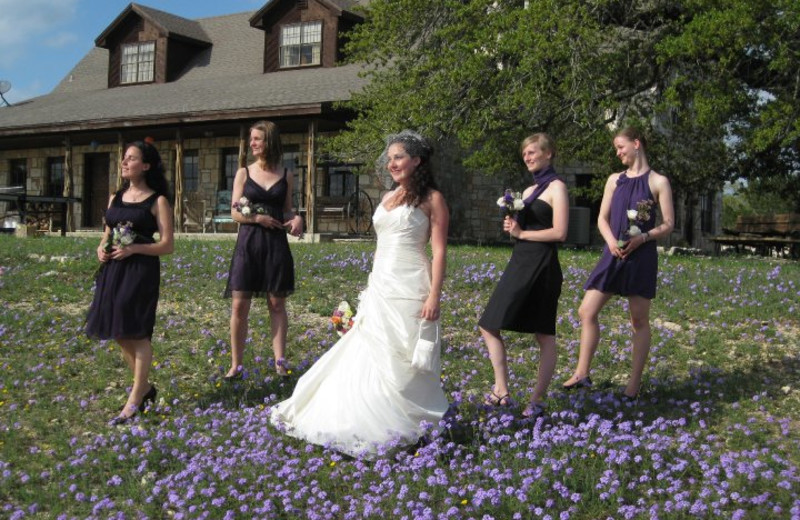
0 0 78 65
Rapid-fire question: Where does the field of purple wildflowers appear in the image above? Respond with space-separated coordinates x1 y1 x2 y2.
1 235 798 519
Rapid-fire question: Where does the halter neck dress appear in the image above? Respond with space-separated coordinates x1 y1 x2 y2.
584 170 658 299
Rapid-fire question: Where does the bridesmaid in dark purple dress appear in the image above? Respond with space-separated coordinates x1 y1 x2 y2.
563 127 674 400
223 121 303 380
86 140 174 424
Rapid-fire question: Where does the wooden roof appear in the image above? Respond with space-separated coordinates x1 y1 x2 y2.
0 6 368 140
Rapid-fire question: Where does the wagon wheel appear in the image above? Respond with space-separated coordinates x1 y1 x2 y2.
347 189 373 235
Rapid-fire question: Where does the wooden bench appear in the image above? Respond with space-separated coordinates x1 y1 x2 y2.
316 197 349 220
312 196 350 234
711 214 800 258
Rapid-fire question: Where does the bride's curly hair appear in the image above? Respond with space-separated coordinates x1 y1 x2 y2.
378 130 438 207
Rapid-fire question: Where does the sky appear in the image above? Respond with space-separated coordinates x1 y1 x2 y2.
0 0 264 104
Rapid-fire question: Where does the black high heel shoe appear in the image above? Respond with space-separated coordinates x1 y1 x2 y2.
110 404 138 425
276 359 289 377
139 385 157 410
223 370 243 382
111 385 157 425
562 376 593 390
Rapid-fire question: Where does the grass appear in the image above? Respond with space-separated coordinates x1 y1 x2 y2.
0 234 798 519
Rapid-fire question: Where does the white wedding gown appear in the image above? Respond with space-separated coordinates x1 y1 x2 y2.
270 203 449 458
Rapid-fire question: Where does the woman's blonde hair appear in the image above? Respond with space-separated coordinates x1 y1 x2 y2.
519 132 556 159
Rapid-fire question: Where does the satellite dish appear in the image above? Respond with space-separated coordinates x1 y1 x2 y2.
0 80 11 106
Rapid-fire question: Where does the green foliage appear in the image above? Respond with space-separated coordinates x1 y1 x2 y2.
327 0 799 203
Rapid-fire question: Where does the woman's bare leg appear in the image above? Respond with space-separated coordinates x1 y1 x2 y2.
228 292 251 377
563 289 613 387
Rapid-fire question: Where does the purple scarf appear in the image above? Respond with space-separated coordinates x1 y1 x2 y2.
523 165 562 204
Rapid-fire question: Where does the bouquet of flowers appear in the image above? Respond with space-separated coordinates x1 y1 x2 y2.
103 221 136 253
232 196 265 216
496 189 525 218
617 199 655 248
330 301 355 337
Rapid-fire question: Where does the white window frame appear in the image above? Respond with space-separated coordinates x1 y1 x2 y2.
120 41 156 84
279 21 322 68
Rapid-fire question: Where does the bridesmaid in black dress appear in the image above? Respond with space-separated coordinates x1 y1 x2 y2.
478 133 569 418
563 127 674 400
86 140 174 424
223 121 303 379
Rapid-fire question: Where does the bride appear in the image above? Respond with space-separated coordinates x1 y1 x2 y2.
270 130 449 458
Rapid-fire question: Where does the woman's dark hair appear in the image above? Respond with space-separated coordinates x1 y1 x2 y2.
616 126 648 151
378 130 437 207
121 140 169 197
250 120 283 170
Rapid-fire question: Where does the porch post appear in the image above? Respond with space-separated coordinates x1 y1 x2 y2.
63 135 75 232
116 133 124 191
306 119 317 234
238 124 247 168
174 130 184 232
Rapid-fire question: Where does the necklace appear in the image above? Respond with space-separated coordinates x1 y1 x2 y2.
126 188 149 202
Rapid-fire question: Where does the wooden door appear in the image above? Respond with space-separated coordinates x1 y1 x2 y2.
83 153 110 229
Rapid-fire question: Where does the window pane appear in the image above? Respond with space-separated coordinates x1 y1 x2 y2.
48 158 65 197
328 168 352 197
120 41 155 84
303 21 321 43
139 42 155 82
139 60 154 82
300 45 314 65
281 25 301 46
281 46 300 67
183 151 199 192
9 159 26 187
222 149 239 191
280 22 321 68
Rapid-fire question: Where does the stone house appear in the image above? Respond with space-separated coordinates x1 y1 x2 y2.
0 0 374 237
0 0 719 248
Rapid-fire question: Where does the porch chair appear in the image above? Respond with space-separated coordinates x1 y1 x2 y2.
210 190 234 232
182 192 209 233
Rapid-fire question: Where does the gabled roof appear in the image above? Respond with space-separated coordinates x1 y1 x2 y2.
95 2 211 48
249 0 367 28
0 10 367 137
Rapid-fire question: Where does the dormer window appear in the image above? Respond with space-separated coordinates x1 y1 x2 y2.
121 41 156 84
279 21 322 68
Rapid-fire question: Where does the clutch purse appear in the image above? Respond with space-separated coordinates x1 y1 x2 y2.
411 319 440 372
